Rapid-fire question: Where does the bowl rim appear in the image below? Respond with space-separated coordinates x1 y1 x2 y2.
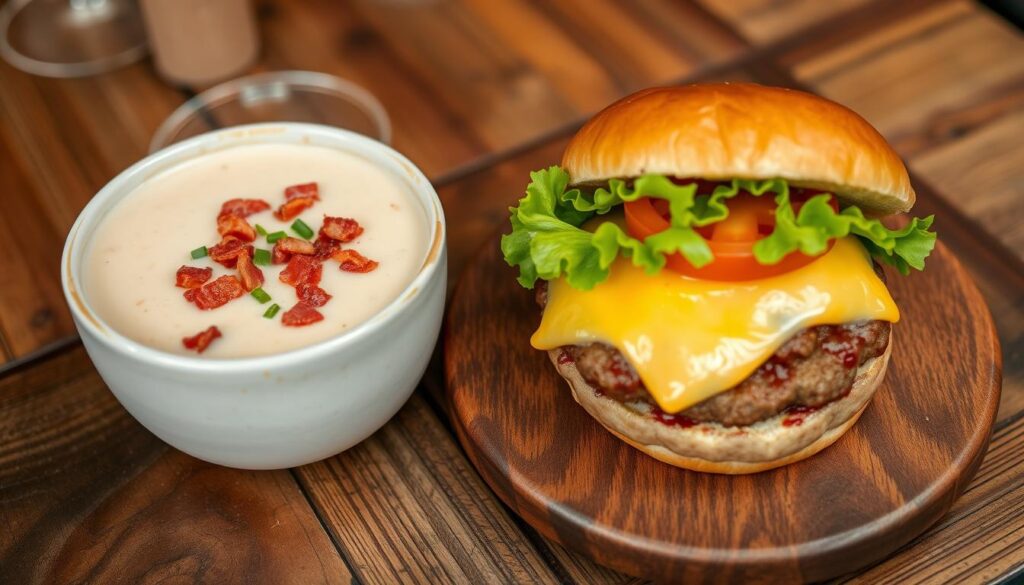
61 122 446 374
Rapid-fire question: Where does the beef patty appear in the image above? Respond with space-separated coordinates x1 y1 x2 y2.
538 281 891 427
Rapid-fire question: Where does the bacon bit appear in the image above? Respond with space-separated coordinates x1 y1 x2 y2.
272 244 291 265
313 235 340 260
270 235 317 269
320 216 363 243
175 265 213 288
208 237 252 268
276 236 316 256
284 182 320 201
220 198 271 217
186 275 245 310
236 252 265 292
281 302 324 327
279 255 322 287
296 283 332 307
216 213 257 242
274 196 316 221
182 325 222 353
332 249 379 273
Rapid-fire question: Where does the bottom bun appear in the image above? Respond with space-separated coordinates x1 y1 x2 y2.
550 336 891 474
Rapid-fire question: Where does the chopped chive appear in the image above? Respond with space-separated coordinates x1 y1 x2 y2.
255 223 268 236
253 248 271 266
263 303 281 319
250 287 272 304
291 218 314 240
190 246 208 259
266 230 287 243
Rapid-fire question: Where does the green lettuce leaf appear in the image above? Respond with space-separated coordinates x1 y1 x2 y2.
501 166 936 289
752 181 937 275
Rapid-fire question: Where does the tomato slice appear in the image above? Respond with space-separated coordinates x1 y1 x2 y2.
624 185 838 281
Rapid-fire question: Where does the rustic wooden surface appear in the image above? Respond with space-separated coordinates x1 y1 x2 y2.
0 0 1020 583
446 237 1001 583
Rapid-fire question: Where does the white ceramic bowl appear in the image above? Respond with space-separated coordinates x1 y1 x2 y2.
61 123 447 470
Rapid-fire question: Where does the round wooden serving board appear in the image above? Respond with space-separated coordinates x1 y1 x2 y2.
445 235 1001 583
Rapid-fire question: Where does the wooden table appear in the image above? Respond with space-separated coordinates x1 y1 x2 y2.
1 1 1020 582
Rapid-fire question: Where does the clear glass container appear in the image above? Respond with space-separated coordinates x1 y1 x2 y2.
0 0 147 77
150 70 392 152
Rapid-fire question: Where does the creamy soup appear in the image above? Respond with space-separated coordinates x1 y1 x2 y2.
84 143 428 358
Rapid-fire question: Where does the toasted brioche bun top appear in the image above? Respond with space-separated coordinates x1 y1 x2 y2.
562 83 914 215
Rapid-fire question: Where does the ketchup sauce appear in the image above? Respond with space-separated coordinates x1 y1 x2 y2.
651 407 699 429
821 327 866 370
782 404 821 427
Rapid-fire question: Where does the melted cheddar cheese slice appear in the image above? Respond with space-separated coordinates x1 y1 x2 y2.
532 236 899 414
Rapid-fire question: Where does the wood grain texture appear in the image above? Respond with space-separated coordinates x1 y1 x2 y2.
0 60 183 361
911 108 1024 260
254 0 486 176
696 0 872 44
445 237 1000 583
0 132 73 359
906 177 1024 425
0 346 351 584
788 1 1024 159
293 394 564 584
254 0 742 178
837 414 1024 584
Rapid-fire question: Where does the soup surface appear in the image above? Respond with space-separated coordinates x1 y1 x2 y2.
84 142 428 358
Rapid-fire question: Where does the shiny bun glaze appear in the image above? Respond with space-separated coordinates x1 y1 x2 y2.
550 340 890 474
561 83 915 216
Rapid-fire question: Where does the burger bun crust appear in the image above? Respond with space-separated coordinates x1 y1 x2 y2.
561 84 914 216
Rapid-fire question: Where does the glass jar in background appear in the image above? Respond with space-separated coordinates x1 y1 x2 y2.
140 0 259 87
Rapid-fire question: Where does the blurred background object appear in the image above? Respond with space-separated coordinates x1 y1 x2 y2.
139 0 259 87
0 0 147 77
149 70 391 151
984 0 1024 28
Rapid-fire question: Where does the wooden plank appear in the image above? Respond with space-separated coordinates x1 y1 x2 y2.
0 135 71 359
836 415 1024 584
695 0 872 44
260 0 740 174
527 0 742 88
0 60 185 361
293 394 566 584
912 108 1024 261
789 1 1024 159
907 180 1024 425
0 346 352 584
255 0 487 178
539 538 647 585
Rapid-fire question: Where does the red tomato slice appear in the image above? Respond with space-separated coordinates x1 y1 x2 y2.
624 185 838 281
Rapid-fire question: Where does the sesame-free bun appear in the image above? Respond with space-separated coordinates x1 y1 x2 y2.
549 338 891 474
562 84 914 215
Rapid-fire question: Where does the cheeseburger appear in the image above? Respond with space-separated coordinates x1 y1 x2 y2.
501 84 936 474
